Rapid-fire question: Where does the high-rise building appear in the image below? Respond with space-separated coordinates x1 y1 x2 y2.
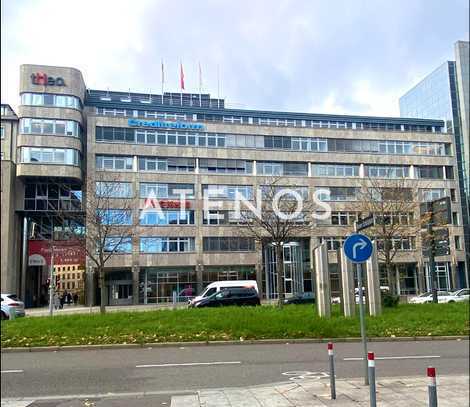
1 64 468 307
400 40 469 280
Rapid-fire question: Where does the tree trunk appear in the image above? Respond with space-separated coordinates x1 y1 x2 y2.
385 260 397 296
99 267 106 314
276 245 285 307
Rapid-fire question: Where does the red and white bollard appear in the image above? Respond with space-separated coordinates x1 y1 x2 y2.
427 367 438 407
328 342 336 399
368 352 376 407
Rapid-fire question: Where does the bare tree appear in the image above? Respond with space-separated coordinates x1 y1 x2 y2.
355 177 424 295
59 173 135 313
236 177 315 307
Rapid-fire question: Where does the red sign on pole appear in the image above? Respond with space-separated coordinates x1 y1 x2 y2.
28 240 85 266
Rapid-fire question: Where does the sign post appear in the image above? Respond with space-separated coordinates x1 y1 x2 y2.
343 233 374 386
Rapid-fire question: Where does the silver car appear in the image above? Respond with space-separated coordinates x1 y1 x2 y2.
1 293 26 318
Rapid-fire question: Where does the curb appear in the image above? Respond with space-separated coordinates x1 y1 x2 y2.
1 335 467 353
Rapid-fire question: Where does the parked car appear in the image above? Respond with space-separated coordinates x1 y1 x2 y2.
284 292 315 304
1 301 11 320
331 286 389 304
189 287 261 308
408 291 452 304
1 294 25 318
189 280 259 306
443 288 470 303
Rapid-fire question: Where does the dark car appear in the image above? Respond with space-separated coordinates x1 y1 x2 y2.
191 287 261 308
284 292 315 305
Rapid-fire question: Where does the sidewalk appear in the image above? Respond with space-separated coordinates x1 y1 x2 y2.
2 375 468 406
172 375 469 407
25 303 186 317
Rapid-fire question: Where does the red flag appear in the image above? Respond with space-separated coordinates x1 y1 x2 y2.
180 63 185 90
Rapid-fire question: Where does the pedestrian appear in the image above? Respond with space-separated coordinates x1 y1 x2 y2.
53 293 60 310
60 291 66 309
73 293 79 305
67 292 72 305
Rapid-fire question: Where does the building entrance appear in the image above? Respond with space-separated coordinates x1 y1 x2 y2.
264 241 305 299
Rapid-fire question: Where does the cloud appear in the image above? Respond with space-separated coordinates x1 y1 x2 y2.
2 0 468 117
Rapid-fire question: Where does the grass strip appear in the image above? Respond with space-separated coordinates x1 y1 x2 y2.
1 303 468 348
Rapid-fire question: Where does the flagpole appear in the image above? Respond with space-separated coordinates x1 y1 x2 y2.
161 59 164 104
180 61 184 106
217 64 220 108
199 62 202 107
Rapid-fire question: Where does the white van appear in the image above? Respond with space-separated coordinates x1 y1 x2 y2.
190 280 259 305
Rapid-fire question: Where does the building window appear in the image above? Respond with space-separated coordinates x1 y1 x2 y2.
452 212 459 225
199 159 253 174
455 236 462 250
416 166 444 179
140 210 195 225
96 127 135 143
98 209 132 225
202 237 255 252
104 237 132 253
320 237 345 251
420 188 446 202
20 118 81 137
365 165 410 178
96 182 133 198
20 147 79 166
331 212 358 225
138 157 195 172
256 161 308 176
317 187 358 201
202 210 248 225
24 182 82 211
450 189 457 202
21 93 81 109
140 183 195 199
313 164 359 177
203 184 253 200
96 155 133 171
0 127 4 139
140 237 195 253
377 237 416 251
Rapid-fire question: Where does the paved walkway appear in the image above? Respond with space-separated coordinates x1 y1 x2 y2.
3 375 467 406
171 375 468 407
25 303 186 317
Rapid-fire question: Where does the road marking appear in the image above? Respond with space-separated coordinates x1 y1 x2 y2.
282 371 329 381
344 355 441 361
136 361 242 368
1 369 24 373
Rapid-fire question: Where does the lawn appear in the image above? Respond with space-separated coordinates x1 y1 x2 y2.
1 303 468 348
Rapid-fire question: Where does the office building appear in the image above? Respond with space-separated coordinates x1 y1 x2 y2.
400 40 470 283
1 64 468 307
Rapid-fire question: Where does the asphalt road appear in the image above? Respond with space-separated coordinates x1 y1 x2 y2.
1 340 468 399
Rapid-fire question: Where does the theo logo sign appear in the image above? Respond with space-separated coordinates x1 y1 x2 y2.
31 72 66 86
128 118 204 130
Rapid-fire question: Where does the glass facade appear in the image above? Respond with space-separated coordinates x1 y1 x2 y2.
400 60 469 273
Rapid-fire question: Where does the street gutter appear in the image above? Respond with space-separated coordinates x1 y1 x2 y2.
1 335 467 353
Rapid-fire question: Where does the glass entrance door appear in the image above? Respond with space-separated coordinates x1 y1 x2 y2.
109 281 133 305
264 242 304 299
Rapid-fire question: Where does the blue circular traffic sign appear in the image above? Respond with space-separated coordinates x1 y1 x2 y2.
343 234 373 263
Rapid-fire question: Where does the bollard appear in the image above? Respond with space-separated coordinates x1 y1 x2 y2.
368 352 376 407
172 291 177 309
427 367 438 407
328 342 336 399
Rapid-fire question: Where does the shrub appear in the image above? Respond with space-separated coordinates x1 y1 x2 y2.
382 292 400 307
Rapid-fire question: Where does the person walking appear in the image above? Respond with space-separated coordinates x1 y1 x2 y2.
53 293 60 310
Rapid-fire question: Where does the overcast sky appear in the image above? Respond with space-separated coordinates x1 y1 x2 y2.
1 0 468 116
